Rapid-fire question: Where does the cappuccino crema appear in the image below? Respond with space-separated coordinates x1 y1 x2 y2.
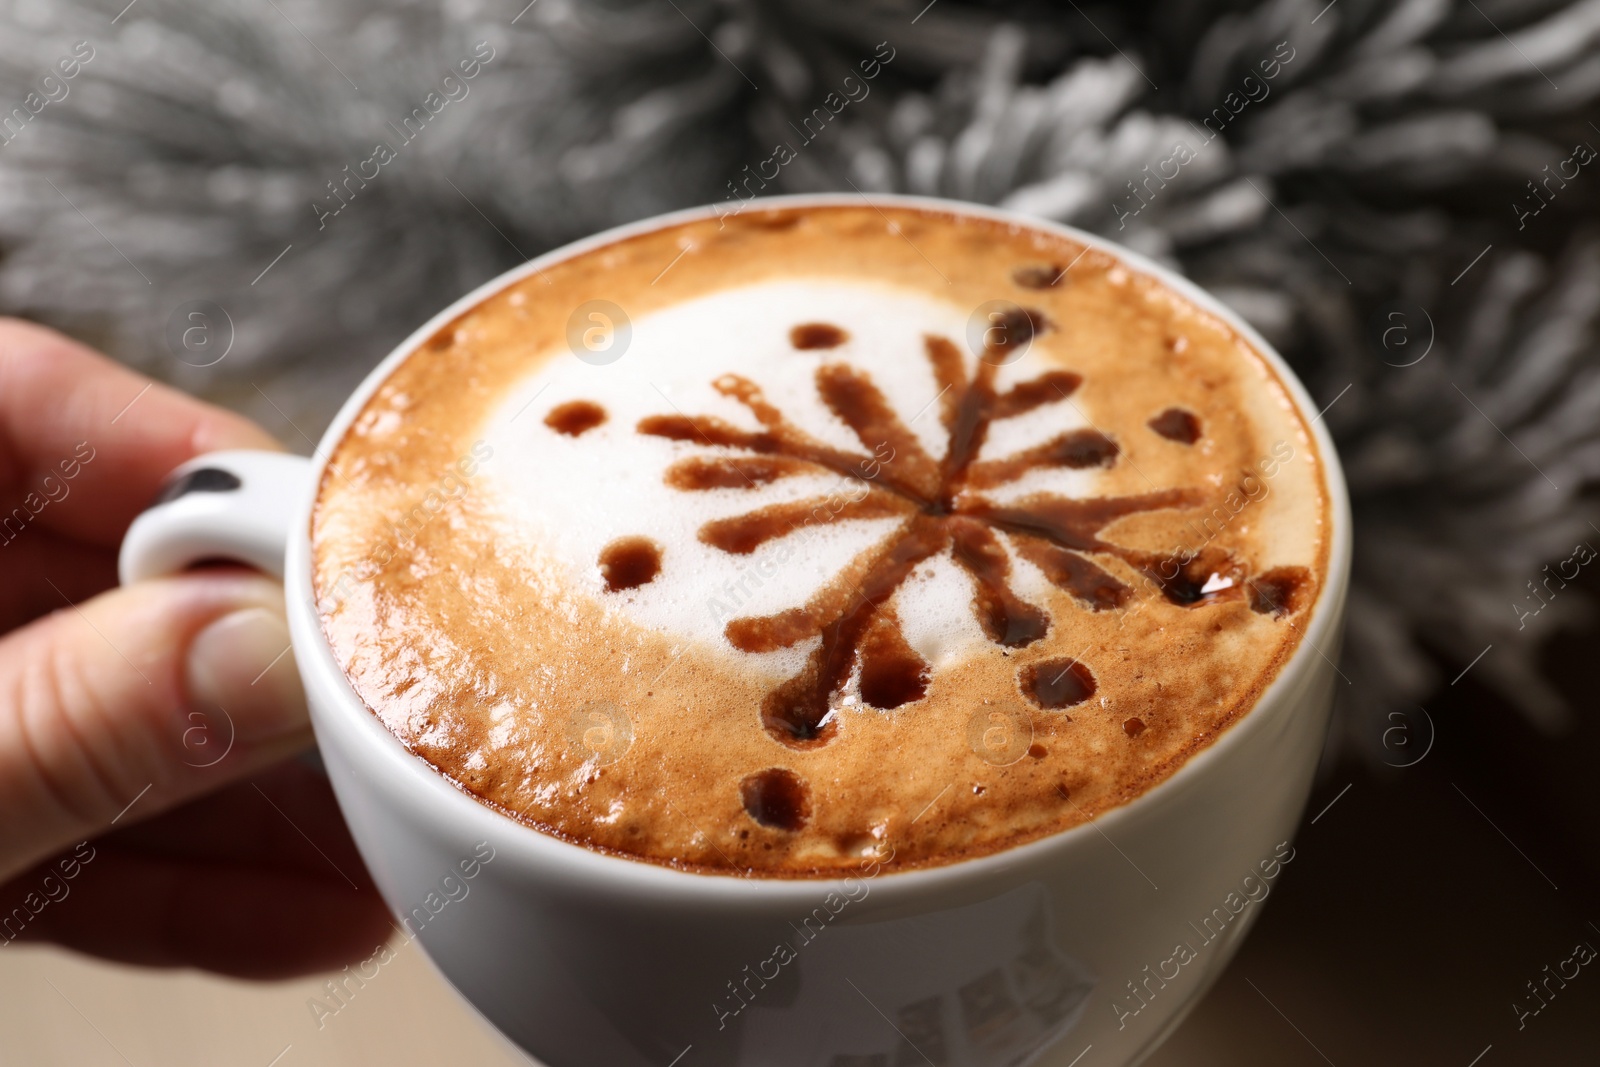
311 203 1331 876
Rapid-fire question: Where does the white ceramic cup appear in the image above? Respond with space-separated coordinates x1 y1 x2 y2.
120 194 1351 1067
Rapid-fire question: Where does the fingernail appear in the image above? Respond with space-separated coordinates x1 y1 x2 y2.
185 600 307 745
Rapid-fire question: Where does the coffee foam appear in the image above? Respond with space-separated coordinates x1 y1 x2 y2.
482 279 1103 684
311 203 1333 877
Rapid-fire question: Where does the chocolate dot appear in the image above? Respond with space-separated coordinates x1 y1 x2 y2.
546 400 608 437
1020 658 1096 709
1028 743 1047 759
740 768 810 831
1248 566 1312 617
1013 264 1066 289
1148 407 1201 444
790 323 849 350
1122 717 1147 738
991 306 1044 351
598 537 661 592
1053 428 1119 468
1144 547 1244 607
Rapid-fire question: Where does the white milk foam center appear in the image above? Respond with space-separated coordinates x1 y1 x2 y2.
480 279 1107 684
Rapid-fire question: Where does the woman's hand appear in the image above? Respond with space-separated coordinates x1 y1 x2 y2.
0 318 390 978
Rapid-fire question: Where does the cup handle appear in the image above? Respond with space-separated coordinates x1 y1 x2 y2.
118 450 314 584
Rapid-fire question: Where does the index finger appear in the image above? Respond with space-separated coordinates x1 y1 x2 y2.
0 318 284 549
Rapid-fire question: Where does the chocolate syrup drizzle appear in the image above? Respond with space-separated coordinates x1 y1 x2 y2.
624 319 1292 747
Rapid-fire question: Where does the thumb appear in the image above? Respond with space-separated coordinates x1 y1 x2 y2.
0 571 311 881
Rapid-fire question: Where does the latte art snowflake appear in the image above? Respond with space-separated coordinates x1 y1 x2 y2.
595 318 1290 749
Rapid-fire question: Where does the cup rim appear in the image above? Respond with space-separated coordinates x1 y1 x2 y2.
287 192 1353 904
